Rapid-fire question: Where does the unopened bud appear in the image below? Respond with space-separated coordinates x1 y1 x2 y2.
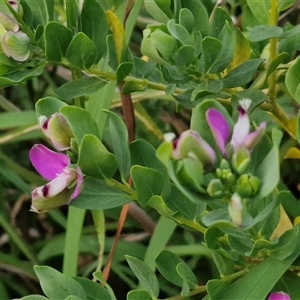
231 146 250 174
207 178 224 198
39 113 74 151
228 193 243 227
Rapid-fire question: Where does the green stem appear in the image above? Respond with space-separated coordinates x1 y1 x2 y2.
268 0 278 104
163 285 207 300
221 268 248 282
62 206 85 276
86 68 185 94
106 177 137 198
0 211 38 265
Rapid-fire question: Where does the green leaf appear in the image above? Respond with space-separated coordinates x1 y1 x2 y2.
0 65 45 88
222 58 264 88
176 45 195 69
105 110 131 182
191 80 223 101
246 0 269 24
130 139 170 194
177 263 198 288
116 62 133 84
144 0 170 23
167 19 192 45
179 8 195 34
200 37 222 74
272 270 300 299
209 7 233 38
81 0 108 62
127 290 152 300
254 129 282 199
73 277 112 300
65 32 97 69
210 22 235 73
131 166 165 207
266 52 289 78
19 296 48 300
77 134 118 179
285 57 300 103
44 22 73 62
156 250 186 287
22 0 50 27
212 226 300 299
54 77 106 102
126 255 160 299
181 0 209 36
34 266 86 299
70 177 133 210
35 97 67 118
64 296 81 300
249 25 283 42
60 106 100 143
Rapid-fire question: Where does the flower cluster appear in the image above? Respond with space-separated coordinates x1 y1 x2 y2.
29 114 82 213
173 99 265 226
0 1 30 62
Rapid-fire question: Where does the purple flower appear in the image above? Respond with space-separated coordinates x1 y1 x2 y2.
173 130 216 167
206 108 230 156
268 292 291 300
206 99 265 155
29 144 83 213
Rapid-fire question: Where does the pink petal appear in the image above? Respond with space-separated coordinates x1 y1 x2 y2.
243 122 266 151
231 106 250 150
206 108 230 155
72 167 83 198
29 144 70 180
268 292 291 300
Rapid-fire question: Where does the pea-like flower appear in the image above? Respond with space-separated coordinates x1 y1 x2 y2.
29 144 83 213
268 292 291 300
39 113 74 151
173 130 216 168
206 99 266 156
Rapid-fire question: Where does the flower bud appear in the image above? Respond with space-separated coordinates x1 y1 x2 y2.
173 130 216 168
236 173 260 198
1 30 30 61
0 12 19 34
207 178 224 198
39 113 74 151
231 146 250 174
228 193 243 227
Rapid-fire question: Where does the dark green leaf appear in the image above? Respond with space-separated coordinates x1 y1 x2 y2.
126 255 159 299
44 22 73 62
222 59 264 88
34 266 86 299
127 290 152 300
54 77 106 102
0 65 45 88
70 177 133 210
105 110 131 182
285 57 300 103
249 25 283 42
60 106 100 143
35 97 67 118
66 33 98 69
77 134 118 179
81 0 108 62
167 19 192 45
73 277 112 300
116 62 133 84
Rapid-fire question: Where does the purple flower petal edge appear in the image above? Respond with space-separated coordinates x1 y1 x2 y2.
29 144 70 181
206 108 230 155
268 292 291 300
